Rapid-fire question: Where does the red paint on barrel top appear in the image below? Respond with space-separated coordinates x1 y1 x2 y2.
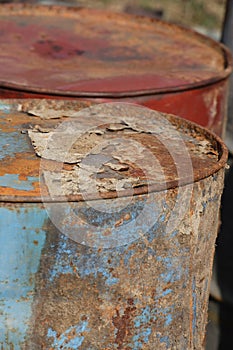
0 4 232 136
0 4 231 96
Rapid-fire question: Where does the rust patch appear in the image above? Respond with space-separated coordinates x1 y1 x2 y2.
0 168 224 349
112 298 137 349
28 108 224 199
0 100 228 202
26 225 117 348
0 153 39 176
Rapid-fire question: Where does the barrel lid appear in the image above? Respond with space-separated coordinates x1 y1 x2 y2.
0 4 231 97
0 99 227 203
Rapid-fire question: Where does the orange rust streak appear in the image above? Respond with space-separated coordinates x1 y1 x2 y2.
1 115 36 132
0 153 40 177
0 186 40 197
0 152 73 177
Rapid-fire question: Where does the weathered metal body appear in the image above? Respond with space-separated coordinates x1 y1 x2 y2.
0 100 227 349
0 4 232 136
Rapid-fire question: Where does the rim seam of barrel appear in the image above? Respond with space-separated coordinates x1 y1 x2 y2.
0 162 227 203
0 112 228 203
0 74 231 99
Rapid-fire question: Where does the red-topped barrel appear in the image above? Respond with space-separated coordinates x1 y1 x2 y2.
0 4 232 136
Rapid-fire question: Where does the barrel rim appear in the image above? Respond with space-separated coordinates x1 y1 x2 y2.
0 3 232 98
0 108 228 203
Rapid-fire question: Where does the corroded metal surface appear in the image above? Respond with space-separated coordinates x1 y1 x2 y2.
0 100 228 349
0 100 228 202
0 4 232 136
0 99 92 201
0 173 225 349
140 80 230 137
0 4 230 95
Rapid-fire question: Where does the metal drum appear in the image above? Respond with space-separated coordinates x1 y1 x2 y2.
0 100 228 349
0 4 232 136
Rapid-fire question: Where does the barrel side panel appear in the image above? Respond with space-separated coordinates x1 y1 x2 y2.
23 171 225 349
0 204 47 350
190 169 225 349
140 80 229 137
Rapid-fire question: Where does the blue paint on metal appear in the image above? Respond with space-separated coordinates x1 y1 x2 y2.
131 306 154 349
201 201 207 212
158 335 170 347
43 198 190 348
158 256 181 283
0 131 32 159
48 204 185 290
146 213 167 243
0 205 47 347
201 193 220 214
146 247 156 256
48 226 168 288
132 328 152 349
134 305 152 328
160 214 166 222
0 174 38 191
163 308 174 325
0 102 11 113
171 229 179 237
132 303 173 348
47 328 57 339
161 271 175 283
165 314 173 326
47 320 89 349
162 288 173 297
48 234 121 286
51 192 165 250
77 199 146 226
211 194 219 202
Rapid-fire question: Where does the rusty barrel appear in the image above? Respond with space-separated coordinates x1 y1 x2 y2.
0 4 232 137
0 100 228 349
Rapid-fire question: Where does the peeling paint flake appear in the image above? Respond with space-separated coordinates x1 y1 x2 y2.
18 100 89 119
28 126 102 164
185 137 219 160
26 104 224 198
105 162 129 172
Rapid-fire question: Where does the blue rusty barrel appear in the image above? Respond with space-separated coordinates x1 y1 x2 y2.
0 100 228 349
